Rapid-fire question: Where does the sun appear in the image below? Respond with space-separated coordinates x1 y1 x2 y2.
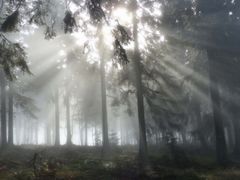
100 7 132 48
112 7 132 26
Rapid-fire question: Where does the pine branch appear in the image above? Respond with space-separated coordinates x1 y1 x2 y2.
1 10 19 32
0 33 31 80
63 11 77 34
113 39 129 65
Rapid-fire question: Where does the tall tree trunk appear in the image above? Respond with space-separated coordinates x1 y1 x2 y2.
35 122 38 145
55 89 60 146
79 119 82 145
46 103 52 145
0 71 7 148
191 58 210 149
46 121 51 145
208 50 227 164
8 83 13 146
20 117 24 144
231 103 240 154
224 127 233 153
85 118 88 146
66 92 72 145
192 98 209 149
132 0 148 167
120 119 123 145
94 122 97 146
22 118 26 144
92 127 94 146
16 115 20 145
99 25 109 154
233 118 240 154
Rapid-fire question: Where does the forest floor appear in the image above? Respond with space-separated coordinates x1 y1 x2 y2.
0 145 239 179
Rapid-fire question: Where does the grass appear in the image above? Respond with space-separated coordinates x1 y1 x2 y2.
0 145 239 179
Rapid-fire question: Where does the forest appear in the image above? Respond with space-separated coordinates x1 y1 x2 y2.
0 0 240 179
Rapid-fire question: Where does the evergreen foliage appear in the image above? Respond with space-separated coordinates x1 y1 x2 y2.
29 0 46 25
63 11 76 34
0 34 31 80
87 0 106 24
1 10 19 32
113 24 131 45
113 39 129 66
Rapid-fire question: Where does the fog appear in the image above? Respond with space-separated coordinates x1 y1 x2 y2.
0 0 240 179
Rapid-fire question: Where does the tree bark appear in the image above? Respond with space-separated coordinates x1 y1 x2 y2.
0 71 7 148
233 119 240 154
55 89 60 146
208 50 227 165
85 118 88 146
35 122 38 145
66 92 72 145
192 96 210 149
132 0 148 167
99 25 109 154
46 120 51 145
8 82 13 146
231 103 240 154
191 57 210 150
79 119 83 145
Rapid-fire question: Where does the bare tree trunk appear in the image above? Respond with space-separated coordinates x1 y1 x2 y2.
0 71 7 148
94 122 97 146
208 50 227 165
20 117 24 144
8 82 13 146
66 92 72 145
99 25 109 154
85 118 88 146
35 122 38 145
46 103 52 145
92 127 94 146
46 121 51 145
231 104 240 154
55 89 60 146
233 118 240 154
79 119 82 145
132 0 148 167
120 120 123 145
16 115 20 145
80 121 84 146
191 58 210 150
192 99 210 149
